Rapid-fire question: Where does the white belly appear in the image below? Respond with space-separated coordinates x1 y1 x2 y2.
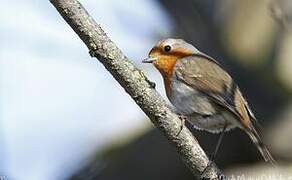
168 77 217 115
168 76 237 133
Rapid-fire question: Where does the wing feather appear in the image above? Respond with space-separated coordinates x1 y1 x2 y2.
174 55 252 127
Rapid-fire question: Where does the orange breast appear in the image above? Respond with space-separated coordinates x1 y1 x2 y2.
153 56 178 98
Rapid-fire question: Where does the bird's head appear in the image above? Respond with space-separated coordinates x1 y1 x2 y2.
143 38 199 77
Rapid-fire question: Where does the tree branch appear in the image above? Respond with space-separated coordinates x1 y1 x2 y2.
50 0 224 179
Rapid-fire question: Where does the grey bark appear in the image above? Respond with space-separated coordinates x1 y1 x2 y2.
50 0 224 179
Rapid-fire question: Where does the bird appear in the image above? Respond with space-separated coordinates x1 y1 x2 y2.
142 38 276 165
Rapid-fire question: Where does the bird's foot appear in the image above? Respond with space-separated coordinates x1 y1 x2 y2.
200 160 214 179
200 160 226 180
145 78 156 89
176 114 186 136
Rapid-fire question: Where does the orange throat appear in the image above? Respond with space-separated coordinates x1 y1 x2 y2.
154 56 178 98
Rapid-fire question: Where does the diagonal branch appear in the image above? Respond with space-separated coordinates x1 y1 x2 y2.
50 0 224 179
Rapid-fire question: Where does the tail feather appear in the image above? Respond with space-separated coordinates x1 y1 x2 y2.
246 126 277 166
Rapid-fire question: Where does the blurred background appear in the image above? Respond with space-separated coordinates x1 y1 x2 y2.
1 0 292 179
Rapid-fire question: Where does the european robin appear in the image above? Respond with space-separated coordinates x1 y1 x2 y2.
143 38 276 165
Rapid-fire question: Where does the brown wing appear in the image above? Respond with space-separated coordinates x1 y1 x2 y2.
174 54 252 128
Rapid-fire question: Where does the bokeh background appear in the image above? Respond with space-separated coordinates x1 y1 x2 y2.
1 0 292 179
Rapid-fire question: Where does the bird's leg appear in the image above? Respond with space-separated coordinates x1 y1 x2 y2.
176 114 186 136
211 123 227 161
201 122 227 178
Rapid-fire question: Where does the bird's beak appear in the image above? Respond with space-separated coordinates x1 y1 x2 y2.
142 57 157 63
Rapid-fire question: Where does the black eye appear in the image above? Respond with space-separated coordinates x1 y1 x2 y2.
164 45 171 52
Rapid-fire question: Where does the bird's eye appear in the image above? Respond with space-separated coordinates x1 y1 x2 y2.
164 45 171 52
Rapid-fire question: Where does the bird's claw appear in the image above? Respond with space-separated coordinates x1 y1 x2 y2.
176 114 186 136
146 78 156 89
200 160 226 180
200 160 214 179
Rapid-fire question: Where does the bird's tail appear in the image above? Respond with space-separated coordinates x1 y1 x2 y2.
245 126 277 166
